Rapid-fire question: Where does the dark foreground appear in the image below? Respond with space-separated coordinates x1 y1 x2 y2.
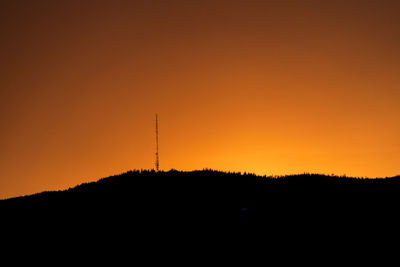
3 169 400 257
3 170 400 226
3 170 398 263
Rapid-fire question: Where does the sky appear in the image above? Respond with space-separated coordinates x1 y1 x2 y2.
1 0 400 198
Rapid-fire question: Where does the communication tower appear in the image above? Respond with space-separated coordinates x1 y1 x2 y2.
155 114 159 172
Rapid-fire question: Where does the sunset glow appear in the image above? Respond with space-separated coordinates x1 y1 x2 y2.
1 0 400 198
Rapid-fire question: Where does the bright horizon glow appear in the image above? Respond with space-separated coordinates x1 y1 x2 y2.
1 1 400 198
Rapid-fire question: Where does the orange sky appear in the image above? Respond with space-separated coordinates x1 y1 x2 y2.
1 0 400 198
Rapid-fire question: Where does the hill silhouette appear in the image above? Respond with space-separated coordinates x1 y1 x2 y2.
2 169 400 227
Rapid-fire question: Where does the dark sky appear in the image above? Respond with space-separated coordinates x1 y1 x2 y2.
1 0 400 198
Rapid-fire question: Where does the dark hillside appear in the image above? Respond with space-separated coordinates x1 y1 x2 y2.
2 170 400 229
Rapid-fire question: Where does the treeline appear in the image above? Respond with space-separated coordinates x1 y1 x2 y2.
3 169 400 202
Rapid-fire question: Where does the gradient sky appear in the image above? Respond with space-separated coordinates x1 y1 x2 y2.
1 0 400 198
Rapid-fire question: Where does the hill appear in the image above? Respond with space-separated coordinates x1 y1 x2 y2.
2 169 400 226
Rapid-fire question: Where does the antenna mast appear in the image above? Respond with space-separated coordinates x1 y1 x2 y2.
155 114 159 172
